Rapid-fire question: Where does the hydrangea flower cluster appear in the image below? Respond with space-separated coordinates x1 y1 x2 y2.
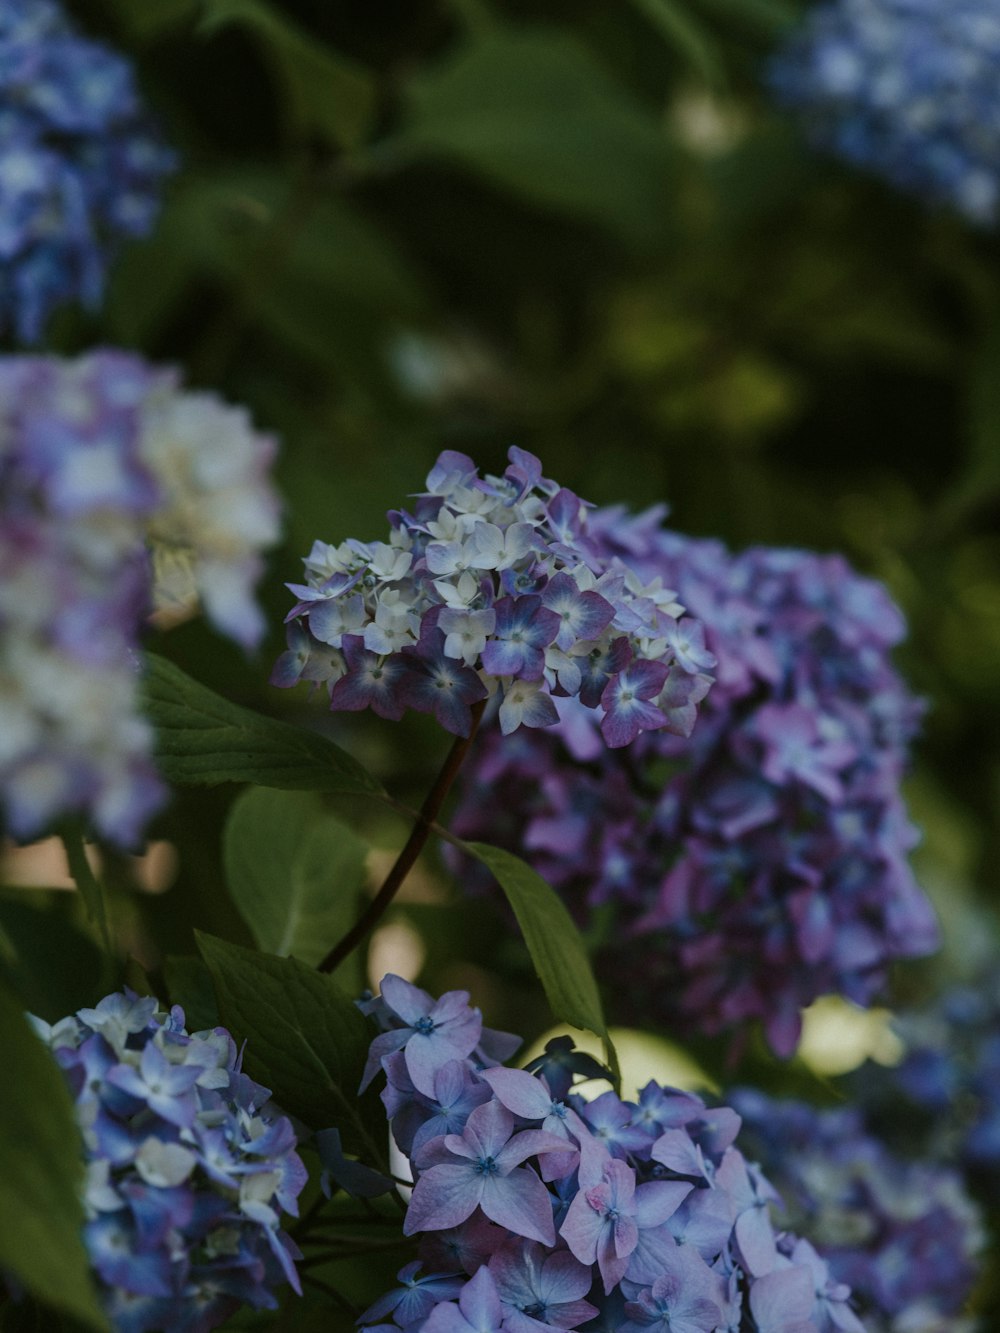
0 0 176 341
355 974 866 1333
729 1089 984 1333
272 449 712 746
451 506 938 1055
768 0 1000 225
854 972 1000 1180
31 991 306 1333
0 350 280 844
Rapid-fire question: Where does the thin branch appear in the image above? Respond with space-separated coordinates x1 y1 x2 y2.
318 700 486 973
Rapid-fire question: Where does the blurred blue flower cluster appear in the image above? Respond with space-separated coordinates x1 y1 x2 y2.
857 972 1000 1177
770 0 1000 224
730 1089 984 1332
452 507 938 1055
0 0 175 341
31 992 306 1333
0 351 279 845
357 975 864 1332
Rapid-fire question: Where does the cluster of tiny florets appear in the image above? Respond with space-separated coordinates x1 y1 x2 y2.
0 350 280 844
0 0 176 341
769 0 1000 225
354 974 865 1333
272 449 713 746
854 971 1000 1181
452 506 937 1055
32 992 306 1333
730 1089 984 1333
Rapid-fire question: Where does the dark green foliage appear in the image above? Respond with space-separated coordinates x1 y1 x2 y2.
142 654 385 798
0 985 106 1330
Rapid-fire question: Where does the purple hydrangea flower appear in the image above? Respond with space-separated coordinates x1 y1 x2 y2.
360 976 863 1333
451 507 937 1054
0 0 176 341
33 991 305 1332
0 352 280 845
858 971 1000 1191
731 1089 983 1332
274 450 709 745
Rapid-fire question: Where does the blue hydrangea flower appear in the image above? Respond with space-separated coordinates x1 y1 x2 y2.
30 992 306 1333
451 507 937 1055
730 1089 984 1332
358 974 866 1333
0 351 280 845
273 449 712 746
769 0 1000 225
854 969 1000 1187
0 0 176 341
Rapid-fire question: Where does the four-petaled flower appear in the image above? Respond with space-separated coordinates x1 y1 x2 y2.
405 1100 566 1245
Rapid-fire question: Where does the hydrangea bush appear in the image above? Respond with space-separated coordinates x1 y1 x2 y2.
769 0 1000 224
729 1089 984 1332
357 974 867 1333
848 969 1000 1183
1 0 997 1326
0 0 175 341
450 507 938 1054
31 992 305 1333
0 350 279 844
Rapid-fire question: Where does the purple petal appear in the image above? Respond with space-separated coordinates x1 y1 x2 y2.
480 1168 556 1245
404 1163 481 1234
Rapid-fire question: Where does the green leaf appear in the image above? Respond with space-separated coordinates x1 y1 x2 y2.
627 0 722 85
141 653 385 799
60 825 112 958
0 983 107 1329
195 933 382 1156
463 842 619 1083
224 788 369 968
200 0 377 148
689 0 797 35
0 893 105 1023
164 955 220 1031
390 28 675 250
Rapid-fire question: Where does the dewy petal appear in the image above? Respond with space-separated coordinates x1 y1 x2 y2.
480 1167 556 1245
404 1163 482 1235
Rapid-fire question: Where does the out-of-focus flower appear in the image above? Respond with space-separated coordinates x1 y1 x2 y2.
31 991 305 1333
0 0 176 341
769 0 1000 225
273 449 712 746
731 1089 984 1333
0 351 279 845
451 507 937 1055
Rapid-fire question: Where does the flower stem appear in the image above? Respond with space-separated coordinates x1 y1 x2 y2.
318 700 487 974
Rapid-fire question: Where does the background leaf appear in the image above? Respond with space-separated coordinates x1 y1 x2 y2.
0 894 105 1023
142 653 385 798
390 27 675 250
223 787 369 971
0 984 107 1330
199 0 377 148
